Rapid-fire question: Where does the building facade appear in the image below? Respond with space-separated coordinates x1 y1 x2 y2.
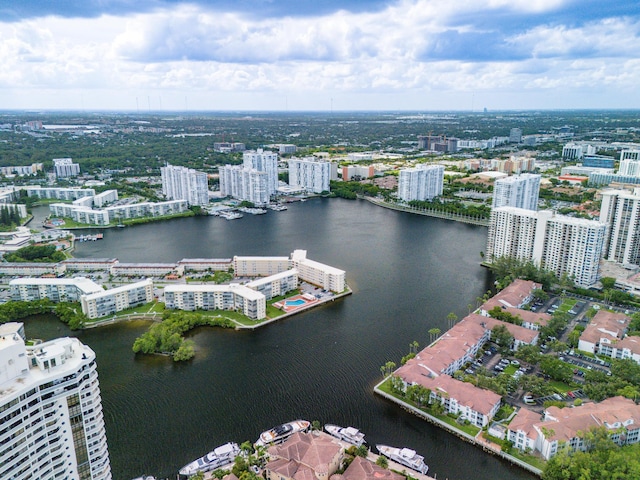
288 157 331 193
10 277 104 302
80 279 154 319
492 173 541 211
0 323 111 480
487 207 606 287
599 189 640 266
243 149 279 196
618 150 640 177
160 164 209 206
219 165 270 206
53 158 81 178
164 283 266 320
397 164 444 202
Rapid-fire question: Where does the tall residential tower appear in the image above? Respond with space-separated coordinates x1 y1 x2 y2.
398 164 444 202
161 163 209 206
492 173 541 211
0 323 111 480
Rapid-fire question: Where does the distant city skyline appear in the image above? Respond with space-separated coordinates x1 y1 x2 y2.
1 0 639 111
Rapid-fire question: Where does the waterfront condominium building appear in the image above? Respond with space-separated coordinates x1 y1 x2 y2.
290 249 346 292
160 163 209 206
164 283 266 320
10 277 104 302
618 150 640 177
243 148 279 196
53 158 81 178
80 279 154 319
288 157 331 193
0 322 112 480
219 165 270 206
397 164 444 202
26 187 95 201
491 173 541 211
599 188 640 266
487 207 606 287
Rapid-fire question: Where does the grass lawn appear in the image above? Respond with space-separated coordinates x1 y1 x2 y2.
503 364 518 375
549 380 574 393
508 449 547 470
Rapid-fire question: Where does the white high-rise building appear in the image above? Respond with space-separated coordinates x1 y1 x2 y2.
618 150 640 177
487 207 606 287
398 164 444 202
219 165 270 206
0 322 111 480
243 149 279 196
288 157 331 193
53 158 80 178
600 188 640 266
492 173 541 211
562 143 584 160
160 164 209 206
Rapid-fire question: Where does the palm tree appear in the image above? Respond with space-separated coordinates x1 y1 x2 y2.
428 328 441 343
446 312 458 330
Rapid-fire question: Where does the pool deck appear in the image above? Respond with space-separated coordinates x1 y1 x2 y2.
238 286 352 330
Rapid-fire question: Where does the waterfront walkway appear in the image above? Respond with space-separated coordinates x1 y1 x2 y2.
364 197 490 226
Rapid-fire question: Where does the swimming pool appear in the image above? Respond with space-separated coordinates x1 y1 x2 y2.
285 299 306 307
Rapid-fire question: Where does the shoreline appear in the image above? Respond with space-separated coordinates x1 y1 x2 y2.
364 197 490 226
373 380 543 478
82 286 353 331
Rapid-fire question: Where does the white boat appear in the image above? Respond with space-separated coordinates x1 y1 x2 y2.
255 419 310 446
376 444 429 475
324 424 366 446
179 442 240 477
219 211 243 220
130 476 156 480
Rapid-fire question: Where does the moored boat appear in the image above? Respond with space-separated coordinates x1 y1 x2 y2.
255 419 310 446
324 424 366 446
376 444 429 475
178 442 240 477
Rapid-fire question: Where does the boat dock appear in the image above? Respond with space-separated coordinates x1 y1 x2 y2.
75 233 103 242
313 431 437 480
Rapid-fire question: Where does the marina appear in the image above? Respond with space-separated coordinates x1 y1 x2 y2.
75 233 104 242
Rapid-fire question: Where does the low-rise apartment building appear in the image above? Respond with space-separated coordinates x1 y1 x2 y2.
10 277 103 302
80 279 154 319
507 396 640 460
246 269 298 300
164 283 266 320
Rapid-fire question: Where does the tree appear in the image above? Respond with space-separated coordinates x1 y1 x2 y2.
446 312 458 330
376 456 388 468
428 328 441 343
600 277 616 290
380 361 396 377
355 445 368 457
491 325 514 351
409 340 419 354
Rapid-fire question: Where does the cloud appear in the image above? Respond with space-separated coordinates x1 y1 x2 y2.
0 0 638 109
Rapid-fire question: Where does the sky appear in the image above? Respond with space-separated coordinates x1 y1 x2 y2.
1 0 639 111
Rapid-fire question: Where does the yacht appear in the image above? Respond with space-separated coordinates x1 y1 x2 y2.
178 442 240 477
255 419 310 446
376 445 429 475
324 424 366 447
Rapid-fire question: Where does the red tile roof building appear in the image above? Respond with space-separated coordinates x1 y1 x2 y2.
266 432 344 480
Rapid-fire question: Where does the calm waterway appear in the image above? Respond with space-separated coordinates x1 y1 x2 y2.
27 199 536 480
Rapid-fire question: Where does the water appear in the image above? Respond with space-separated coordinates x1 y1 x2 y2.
26 200 535 480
